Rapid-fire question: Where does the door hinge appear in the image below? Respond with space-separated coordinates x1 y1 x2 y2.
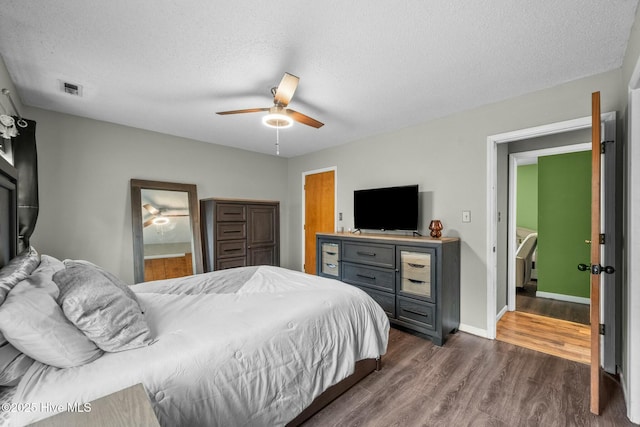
599 323 605 335
599 234 605 244
601 140 614 154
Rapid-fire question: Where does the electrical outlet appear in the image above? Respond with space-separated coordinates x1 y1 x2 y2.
462 210 471 223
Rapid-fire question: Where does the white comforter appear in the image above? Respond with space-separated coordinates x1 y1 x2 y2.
11 266 389 426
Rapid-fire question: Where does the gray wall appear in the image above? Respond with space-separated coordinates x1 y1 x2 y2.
22 107 289 283
287 69 622 334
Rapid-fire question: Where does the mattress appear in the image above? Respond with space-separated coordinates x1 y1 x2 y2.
9 266 389 426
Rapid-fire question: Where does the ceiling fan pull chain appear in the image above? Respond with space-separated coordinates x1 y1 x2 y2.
275 124 280 156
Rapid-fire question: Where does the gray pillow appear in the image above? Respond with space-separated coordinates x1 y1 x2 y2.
54 263 153 352
0 281 103 368
62 260 140 306
0 333 34 386
0 247 40 305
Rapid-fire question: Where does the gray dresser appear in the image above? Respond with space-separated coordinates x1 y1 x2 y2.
316 232 460 345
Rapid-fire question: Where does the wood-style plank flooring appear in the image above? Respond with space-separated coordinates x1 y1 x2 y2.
303 328 633 426
517 280 590 325
497 311 590 364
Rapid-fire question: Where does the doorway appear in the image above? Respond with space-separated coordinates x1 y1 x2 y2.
302 168 336 274
499 142 593 364
508 143 592 323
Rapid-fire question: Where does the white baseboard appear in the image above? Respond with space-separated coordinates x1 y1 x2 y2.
497 305 508 321
458 323 488 338
535 291 590 305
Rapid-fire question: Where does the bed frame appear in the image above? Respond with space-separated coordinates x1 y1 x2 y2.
0 153 381 425
287 357 380 426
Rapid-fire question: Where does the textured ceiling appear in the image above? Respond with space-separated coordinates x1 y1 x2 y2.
0 1 637 157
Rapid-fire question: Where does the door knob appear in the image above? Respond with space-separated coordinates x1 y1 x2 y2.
577 263 615 274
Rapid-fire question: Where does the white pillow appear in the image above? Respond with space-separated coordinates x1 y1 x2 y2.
0 281 103 368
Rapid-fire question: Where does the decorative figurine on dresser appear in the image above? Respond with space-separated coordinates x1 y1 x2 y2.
317 232 460 345
200 198 280 271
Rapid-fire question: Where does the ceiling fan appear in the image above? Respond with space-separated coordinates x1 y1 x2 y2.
142 203 189 228
216 73 324 129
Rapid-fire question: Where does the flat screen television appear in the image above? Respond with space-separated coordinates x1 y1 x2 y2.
354 184 419 231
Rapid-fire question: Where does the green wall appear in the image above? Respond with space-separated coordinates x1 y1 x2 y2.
537 151 591 298
516 164 538 230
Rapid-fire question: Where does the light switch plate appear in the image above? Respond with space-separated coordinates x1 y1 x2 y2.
462 210 471 223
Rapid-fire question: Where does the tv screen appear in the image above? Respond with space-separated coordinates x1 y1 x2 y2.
354 184 419 231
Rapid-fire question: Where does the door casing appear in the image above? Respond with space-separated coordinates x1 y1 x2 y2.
486 112 616 339
301 167 337 272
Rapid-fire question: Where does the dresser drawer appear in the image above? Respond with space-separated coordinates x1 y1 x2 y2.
321 242 339 256
399 277 433 300
342 242 395 268
356 286 395 317
401 252 431 281
343 263 394 292
401 251 431 267
322 250 339 265
216 222 247 240
216 240 246 259
216 203 247 221
216 257 246 270
321 261 340 277
397 297 435 330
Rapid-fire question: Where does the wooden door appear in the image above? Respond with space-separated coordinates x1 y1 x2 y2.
589 91 603 415
304 171 335 274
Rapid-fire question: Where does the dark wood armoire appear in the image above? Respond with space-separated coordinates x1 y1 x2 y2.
200 198 280 271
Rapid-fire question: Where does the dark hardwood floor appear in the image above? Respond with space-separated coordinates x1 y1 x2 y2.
517 280 590 325
303 328 633 426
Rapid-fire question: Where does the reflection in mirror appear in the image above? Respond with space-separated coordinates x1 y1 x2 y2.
130 180 203 283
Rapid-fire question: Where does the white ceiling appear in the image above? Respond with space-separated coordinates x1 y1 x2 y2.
0 1 637 157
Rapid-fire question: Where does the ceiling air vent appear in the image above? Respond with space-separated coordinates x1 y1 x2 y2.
60 81 82 97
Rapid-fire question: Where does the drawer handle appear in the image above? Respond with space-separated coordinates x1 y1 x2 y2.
224 230 241 234
408 279 425 284
325 251 337 256
403 308 429 317
224 248 242 253
408 263 425 268
325 263 337 269
357 273 376 280
357 251 376 257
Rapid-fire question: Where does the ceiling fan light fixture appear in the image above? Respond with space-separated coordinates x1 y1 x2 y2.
262 112 293 129
152 216 170 225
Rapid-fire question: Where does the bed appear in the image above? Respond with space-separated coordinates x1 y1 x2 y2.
0 159 389 426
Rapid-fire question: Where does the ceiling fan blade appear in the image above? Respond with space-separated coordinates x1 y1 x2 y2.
216 108 269 115
273 73 299 107
287 109 324 128
143 203 160 215
143 218 155 228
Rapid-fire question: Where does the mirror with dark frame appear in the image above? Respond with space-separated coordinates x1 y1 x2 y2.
130 179 203 283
